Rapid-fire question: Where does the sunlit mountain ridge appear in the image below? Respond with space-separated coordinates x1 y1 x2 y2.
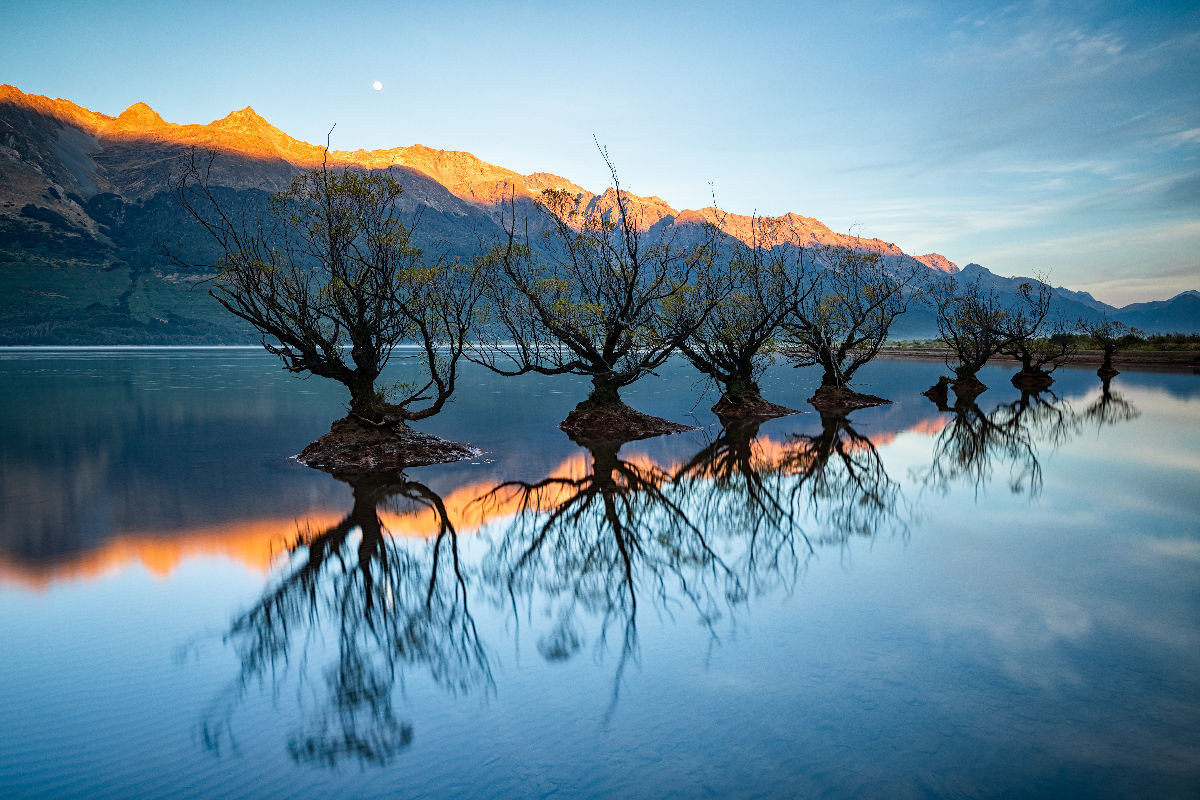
0 84 955 265
2 84 1196 343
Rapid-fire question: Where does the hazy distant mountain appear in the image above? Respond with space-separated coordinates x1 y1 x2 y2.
1055 287 1114 314
954 263 1112 324
930 265 1200 336
1115 291 1200 333
1 84 1194 343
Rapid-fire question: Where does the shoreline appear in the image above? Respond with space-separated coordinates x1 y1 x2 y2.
876 347 1200 372
1 343 1196 372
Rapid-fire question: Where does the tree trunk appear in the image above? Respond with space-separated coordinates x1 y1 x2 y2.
721 376 763 404
819 359 840 388
1013 346 1052 388
347 372 382 421
711 374 795 418
586 440 622 488
584 375 623 409
1098 346 1119 378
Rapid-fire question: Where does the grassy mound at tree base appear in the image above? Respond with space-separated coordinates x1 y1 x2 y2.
951 375 988 401
297 416 480 475
1011 369 1055 391
808 385 891 412
559 402 696 442
711 393 799 420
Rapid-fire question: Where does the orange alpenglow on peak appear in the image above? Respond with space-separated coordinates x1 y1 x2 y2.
522 172 589 196
114 101 168 131
213 105 271 131
915 253 960 274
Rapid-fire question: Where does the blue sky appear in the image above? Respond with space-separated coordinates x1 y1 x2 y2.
3 0 1198 304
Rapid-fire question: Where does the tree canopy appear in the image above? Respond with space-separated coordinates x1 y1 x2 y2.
992 276 1074 388
782 244 918 409
929 273 1011 397
173 152 484 425
678 215 812 417
471 151 725 435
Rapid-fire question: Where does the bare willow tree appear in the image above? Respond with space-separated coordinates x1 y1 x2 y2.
672 419 813 593
1080 317 1142 378
472 150 724 439
993 277 1073 389
781 245 919 410
928 273 1011 400
678 215 813 417
922 397 1040 498
173 151 484 433
673 418 793 527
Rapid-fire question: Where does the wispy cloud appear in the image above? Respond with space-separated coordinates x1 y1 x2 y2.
1158 127 1200 147
1147 538 1200 561
983 159 1125 177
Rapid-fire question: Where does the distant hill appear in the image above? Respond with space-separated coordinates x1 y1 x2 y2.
1115 291 1200 334
0 84 1195 343
955 263 1111 325
892 266 1200 338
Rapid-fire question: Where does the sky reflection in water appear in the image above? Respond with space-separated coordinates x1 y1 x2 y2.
0 350 1197 799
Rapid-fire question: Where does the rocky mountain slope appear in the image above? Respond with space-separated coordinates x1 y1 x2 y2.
1 84 1194 343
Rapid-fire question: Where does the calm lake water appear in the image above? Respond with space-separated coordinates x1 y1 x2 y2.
0 349 1197 799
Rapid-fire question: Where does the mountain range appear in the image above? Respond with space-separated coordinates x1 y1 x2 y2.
1 84 1195 343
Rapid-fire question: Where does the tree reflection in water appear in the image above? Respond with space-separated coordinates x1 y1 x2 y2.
922 389 1083 497
202 473 490 767
476 419 909 715
475 435 741 713
1084 376 1140 430
205 412 919 756
776 410 907 543
673 418 813 596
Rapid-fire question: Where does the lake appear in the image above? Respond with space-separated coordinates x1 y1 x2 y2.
0 348 1197 799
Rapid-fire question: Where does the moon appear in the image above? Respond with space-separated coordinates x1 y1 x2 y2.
372 80 383 91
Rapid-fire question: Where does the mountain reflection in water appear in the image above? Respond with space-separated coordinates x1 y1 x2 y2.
3 353 1198 799
0 416 921 589
0 355 1164 589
